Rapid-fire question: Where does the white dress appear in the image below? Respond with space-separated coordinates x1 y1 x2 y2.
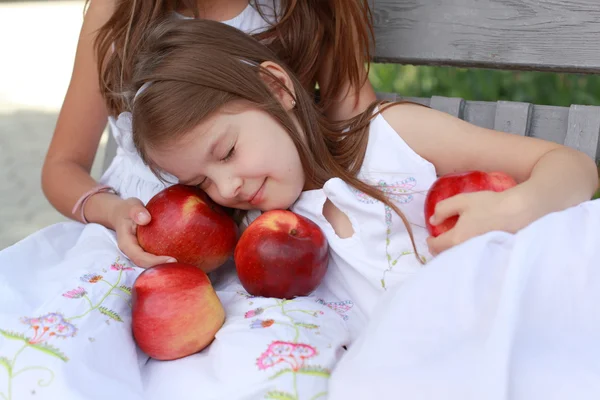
2 5 600 397
0 3 347 400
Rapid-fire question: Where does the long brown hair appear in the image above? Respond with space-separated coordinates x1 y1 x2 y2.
91 0 373 116
129 18 424 263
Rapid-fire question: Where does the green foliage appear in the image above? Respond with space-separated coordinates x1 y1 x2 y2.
369 64 600 107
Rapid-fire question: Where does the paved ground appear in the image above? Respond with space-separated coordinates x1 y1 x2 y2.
0 0 108 250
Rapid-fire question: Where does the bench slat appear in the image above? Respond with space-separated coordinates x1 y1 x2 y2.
371 93 600 163
565 105 600 161
429 96 465 119
493 101 533 136
373 0 600 74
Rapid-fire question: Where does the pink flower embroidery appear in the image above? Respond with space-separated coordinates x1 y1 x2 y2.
80 273 103 283
245 308 264 318
256 341 317 371
20 313 77 343
111 261 134 271
62 287 87 299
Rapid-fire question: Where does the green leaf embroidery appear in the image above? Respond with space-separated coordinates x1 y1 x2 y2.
268 368 293 380
0 357 11 373
294 323 319 330
28 342 69 362
119 285 132 295
0 329 29 342
99 307 123 322
264 391 296 400
297 366 330 378
0 330 67 361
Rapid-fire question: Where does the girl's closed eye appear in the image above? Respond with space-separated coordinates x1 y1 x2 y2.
221 145 236 162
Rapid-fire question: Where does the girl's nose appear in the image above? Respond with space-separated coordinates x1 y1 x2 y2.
216 175 243 200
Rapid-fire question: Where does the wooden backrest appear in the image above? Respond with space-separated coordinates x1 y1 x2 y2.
372 0 600 74
372 0 600 163
101 0 600 174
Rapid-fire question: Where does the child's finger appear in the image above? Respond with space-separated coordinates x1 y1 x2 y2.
129 203 151 225
429 195 466 226
426 230 459 256
119 225 176 268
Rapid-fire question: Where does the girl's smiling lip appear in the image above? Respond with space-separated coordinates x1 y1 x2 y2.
248 180 266 206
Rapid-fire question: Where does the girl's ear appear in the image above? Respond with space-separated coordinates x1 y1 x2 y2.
258 61 297 111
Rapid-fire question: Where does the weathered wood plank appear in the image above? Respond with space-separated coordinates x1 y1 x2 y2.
564 105 600 161
429 96 465 119
373 0 600 73
463 101 496 129
493 101 533 136
528 105 569 145
372 93 600 162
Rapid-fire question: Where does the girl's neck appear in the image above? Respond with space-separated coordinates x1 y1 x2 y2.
177 0 249 21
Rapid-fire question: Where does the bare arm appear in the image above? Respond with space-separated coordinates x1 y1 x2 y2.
383 103 598 242
41 0 120 228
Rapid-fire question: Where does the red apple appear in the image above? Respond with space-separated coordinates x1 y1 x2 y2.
137 184 238 273
425 171 517 237
234 210 328 299
131 262 225 361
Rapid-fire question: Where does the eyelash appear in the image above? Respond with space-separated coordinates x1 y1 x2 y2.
221 145 236 162
195 144 235 188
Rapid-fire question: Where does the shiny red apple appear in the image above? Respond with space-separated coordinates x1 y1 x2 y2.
137 184 238 273
425 171 517 237
234 210 328 299
131 262 225 361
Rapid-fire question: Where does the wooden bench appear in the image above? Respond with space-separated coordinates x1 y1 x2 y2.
101 0 600 173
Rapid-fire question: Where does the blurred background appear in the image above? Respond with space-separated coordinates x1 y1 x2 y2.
1 0 599 250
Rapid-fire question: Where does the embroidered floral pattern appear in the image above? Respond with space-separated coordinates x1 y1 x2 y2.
245 307 264 318
80 273 103 284
0 256 136 400
256 341 318 371
20 313 77 344
351 177 426 289
251 319 275 329
62 287 87 299
241 297 334 400
315 299 353 321
110 260 134 271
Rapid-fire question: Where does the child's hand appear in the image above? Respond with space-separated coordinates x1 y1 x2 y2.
110 198 177 268
426 190 525 256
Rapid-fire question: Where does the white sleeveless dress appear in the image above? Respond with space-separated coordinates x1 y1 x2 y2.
0 3 344 400
2 3 600 398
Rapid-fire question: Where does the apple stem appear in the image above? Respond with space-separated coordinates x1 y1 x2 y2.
289 229 297 236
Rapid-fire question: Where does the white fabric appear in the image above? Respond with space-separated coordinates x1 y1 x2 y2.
3 95 600 398
2 3 600 397
292 113 437 340
0 222 349 400
328 198 600 400
1 4 348 399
